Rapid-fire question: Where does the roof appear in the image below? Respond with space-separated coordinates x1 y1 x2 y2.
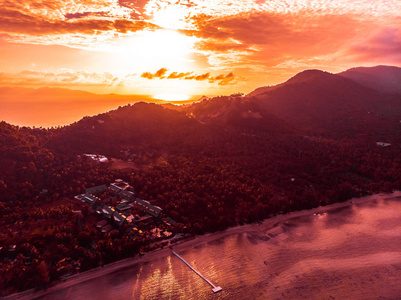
113 212 127 226
165 217 177 226
85 194 98 203
102 206 115 215
96 219 109 228
110 185 121 192
85 184 107 195
110 181 129 190
114 181 129 188
101 224 114 233
116 202 131 212
114 212 126 222
132 214 153 223
74 194 85 201
127 226 142 235
135 198 163 217
120 190 134 200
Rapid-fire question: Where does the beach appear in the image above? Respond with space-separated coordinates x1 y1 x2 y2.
6 191 401 300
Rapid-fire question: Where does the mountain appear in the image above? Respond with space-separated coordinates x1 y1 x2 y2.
181 95 292 134
338 65 401 94
247 69 333 97
245 68 401 139
47 102 212 156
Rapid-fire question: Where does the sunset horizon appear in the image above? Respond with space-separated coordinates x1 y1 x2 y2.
1 64 400 128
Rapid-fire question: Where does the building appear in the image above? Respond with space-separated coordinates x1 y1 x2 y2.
113 212 127 227
74 194 85 202
96 219 109 229
85 185 107 195
134 198 163 218
376 142 391 147
84 194 99 206
132 214 153 225
84 154 108 163
110 179 130 194
102 206 115 219
120 190 135 200
101 224 114 233
116 202 131 213
165 217 177 226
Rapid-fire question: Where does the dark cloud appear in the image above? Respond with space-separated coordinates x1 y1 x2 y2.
65 12 109 20
65 12 92 19
0 8 158 35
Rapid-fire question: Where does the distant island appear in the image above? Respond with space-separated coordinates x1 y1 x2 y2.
1 65 401 297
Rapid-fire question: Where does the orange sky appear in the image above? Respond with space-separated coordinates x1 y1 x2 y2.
1 0 401 100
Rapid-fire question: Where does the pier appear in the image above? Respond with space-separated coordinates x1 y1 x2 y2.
172 251 222 293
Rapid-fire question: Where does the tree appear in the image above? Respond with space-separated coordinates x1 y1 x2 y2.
35 261 50 287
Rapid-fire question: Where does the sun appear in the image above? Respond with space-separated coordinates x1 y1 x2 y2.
114 29 197 73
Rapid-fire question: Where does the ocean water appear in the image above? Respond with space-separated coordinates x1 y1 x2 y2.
38 196 401 300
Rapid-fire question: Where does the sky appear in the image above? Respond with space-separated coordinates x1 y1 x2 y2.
1 0 401 101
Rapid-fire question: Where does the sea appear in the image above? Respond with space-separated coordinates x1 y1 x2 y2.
36 194 401 300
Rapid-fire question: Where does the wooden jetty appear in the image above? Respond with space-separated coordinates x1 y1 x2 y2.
172 251 222 293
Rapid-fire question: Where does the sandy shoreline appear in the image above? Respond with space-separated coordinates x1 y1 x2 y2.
5 191 400 300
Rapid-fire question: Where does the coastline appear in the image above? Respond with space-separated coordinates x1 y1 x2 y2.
5 191 400 300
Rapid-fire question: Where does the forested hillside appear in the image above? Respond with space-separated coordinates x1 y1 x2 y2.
1 66 401 296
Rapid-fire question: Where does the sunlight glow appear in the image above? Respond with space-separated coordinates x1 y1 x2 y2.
150 5 189 29
153 94 190 101
114 29 197 72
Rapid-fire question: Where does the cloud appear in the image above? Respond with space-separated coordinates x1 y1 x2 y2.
141 67 168 79
184 73 210 80
167 71 193 79
0 69 122 87
210 72 236 85
141 72 154 79
155 67 168 78
180 9 401 73
65 12 93 19
2 0 401 95
113 19 159 33
118 0 149 16
141 68 237 85
0 8 158 35
344 28 401 63
65 12 110 20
